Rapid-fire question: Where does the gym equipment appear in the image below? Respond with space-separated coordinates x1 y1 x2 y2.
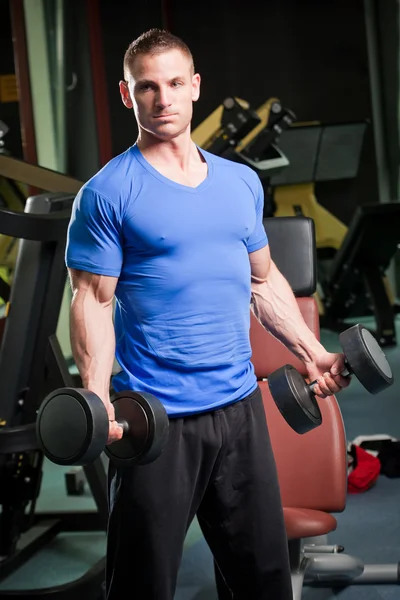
194 104 398 345
236 98 295 179
246 214 400 597
263 216 317 298
0 152 82 195
65 467 86 496
192 96 261 157
268 323 393 434
192 96 294 186
0 189 105 599
0 121 28 302
270 121 368 250
0 121 9 154
267 120 400 346
322 202 400 347
37 387 169 467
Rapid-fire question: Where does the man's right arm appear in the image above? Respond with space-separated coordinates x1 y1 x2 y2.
68 267 123 442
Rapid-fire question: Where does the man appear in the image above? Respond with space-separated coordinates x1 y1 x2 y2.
65 28 349 600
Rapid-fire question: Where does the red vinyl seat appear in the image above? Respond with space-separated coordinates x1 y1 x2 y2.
250 297 348 541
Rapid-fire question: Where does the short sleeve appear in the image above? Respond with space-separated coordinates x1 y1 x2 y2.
246 175 268 253
65 186 123 277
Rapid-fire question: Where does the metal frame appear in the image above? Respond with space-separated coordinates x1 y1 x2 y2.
9 0 38 167
86 0 112 167
0 193 108 598
322 202 400 346
364 0 399 298
0 193 71 426
289 536 400 599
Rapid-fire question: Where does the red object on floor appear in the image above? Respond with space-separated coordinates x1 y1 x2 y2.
348 444 381 494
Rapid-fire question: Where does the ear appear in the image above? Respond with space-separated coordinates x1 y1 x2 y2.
191 73 201 103
119 80 133 109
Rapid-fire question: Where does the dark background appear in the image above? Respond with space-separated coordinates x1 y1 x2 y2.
99 0 380 226
1 0 394 227
0 0 23 158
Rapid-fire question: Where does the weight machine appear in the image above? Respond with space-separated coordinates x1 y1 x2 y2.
192 96 295 216
0 155 107 599
193 99 400 346
268 121 400 346
0 121 28 301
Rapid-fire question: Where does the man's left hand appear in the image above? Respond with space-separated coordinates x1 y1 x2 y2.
306 351 351 398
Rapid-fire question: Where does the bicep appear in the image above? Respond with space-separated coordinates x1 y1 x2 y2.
249 244 272 282
68 268 118 305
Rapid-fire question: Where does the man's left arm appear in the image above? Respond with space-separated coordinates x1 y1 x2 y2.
249 244 350 398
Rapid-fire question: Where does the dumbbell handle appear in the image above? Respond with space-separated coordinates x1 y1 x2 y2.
115 419 129 435
308 362 351 393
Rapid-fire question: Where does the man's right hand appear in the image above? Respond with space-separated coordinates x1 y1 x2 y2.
105 401 124 445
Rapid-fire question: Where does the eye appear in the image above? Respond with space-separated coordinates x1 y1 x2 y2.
171 81 183 88
138 83 153 92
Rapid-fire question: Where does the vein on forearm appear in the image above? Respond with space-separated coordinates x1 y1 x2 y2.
250 263 323 364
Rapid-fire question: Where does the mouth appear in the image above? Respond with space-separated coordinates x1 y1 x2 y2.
153 114 177 119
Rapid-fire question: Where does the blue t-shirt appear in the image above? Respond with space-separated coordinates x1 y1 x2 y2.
66 144 268 416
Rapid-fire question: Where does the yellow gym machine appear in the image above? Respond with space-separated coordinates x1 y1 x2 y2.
192 96 293 189
192 98 352 252
193 99 399 346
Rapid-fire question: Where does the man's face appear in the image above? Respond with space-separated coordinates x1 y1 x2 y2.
120 49 200 140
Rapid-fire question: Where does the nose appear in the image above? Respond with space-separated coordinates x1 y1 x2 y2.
155 85 172 109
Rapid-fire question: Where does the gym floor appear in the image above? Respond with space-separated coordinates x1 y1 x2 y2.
0 316 399 600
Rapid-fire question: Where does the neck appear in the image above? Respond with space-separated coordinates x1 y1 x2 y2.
137 128 199 169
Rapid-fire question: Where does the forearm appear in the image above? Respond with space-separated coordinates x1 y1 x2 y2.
251 262 324 365
70 290 116 402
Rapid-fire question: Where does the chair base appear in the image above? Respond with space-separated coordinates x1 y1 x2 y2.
289 537 400 600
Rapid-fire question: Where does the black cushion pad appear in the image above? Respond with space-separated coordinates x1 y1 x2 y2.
263 216 317 296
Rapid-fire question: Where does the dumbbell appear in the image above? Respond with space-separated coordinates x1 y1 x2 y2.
267 323 394 435
36 388 169 467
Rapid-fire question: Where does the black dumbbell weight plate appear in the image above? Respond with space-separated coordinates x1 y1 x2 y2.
268 365 322 435
36 388 109 466
339 325 394 395
105 391 169 466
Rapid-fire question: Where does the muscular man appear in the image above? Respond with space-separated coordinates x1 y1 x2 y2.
66 28 349 600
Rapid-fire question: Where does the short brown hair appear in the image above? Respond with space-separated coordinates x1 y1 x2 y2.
123 29 195 78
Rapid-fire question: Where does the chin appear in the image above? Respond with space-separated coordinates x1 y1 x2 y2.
153 125 188 140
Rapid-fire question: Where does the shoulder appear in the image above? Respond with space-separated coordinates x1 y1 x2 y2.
201 147 262 196
74 146 143 216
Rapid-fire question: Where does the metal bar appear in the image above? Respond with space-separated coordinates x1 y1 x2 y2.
54 0 67 174
354 563 400 583
48 334 75 388
33 511 104 532
364 265 396 345
0 209 70 242
0 519 61 581
0 423 37 453
0 557 105 599
82 459 108 530
0 194 72 426
364 0 398 299
0 154 82 194
22 0 59 174
86 0 112 166
9 0 38 167
364 0 392 203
